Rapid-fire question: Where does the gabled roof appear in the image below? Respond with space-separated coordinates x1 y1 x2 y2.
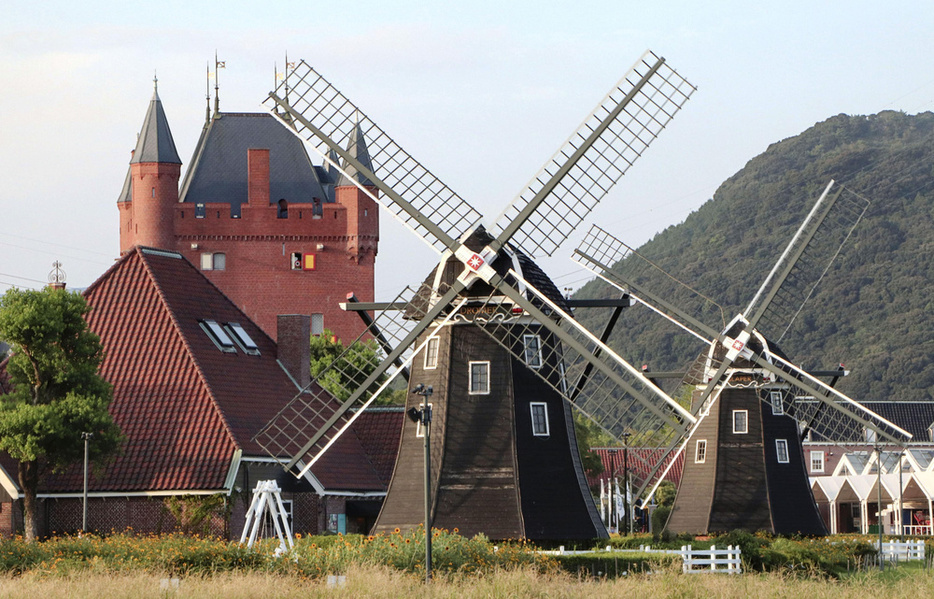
588 447 684 491
130 87 181 165
179 113 330 205
337 122 374 187
70 246 304 492
803 400 934 443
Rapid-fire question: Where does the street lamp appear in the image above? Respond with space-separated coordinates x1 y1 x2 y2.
408 383 433 582
81 432 93 533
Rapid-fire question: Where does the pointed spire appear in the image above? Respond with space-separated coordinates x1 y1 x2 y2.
130 79 181 164
337 121 374 187
205 62 212 125
327 148 341 183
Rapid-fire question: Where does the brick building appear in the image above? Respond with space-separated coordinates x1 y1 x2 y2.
116 83 378 342
0 248 401 538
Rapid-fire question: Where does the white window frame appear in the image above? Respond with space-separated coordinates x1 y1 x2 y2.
523 334 543 369
695 439 707 464
775 439 789 463
424 336 440 370
469 361 490 395
770 390 784 415
732 410 748 434
810 450 825 473
558 362 568 395
200 252 225 271
530 402 550 437
415 402 432 438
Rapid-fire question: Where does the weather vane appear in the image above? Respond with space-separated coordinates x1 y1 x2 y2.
48 261 66 286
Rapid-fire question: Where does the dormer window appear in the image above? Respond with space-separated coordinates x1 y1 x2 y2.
200 319 236 353
227 322 260 355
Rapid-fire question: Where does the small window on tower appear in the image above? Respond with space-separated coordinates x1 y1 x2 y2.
200 253 225 271
775 439 789 463
733 410 748 434
469 361 490 395
212 253 225 270
530 402 549 437
770 391 784 415
311 313 324 336
201 253 213 270
277 199 288 219
523 334 543 369
424 337 439 370
695 439 707 464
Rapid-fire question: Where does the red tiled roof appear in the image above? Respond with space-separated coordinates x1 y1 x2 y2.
1 248 396 496
587 447 684 491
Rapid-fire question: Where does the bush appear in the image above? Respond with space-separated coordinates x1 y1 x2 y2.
651 506 671 539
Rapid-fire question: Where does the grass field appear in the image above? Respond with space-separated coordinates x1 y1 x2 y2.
1 564 934 599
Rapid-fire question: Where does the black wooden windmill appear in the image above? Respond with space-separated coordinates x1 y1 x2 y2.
253 51 701 540
573 180 912 535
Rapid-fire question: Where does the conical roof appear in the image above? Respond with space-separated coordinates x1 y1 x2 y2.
337 122 374 187
129 86 181 165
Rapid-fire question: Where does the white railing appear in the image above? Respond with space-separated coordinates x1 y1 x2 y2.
679 544 742 574
875 539 926 561
902 525 932 536
541 544 742 574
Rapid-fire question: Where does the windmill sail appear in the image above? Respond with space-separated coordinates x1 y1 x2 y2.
266 61 483 253
491 50 696 258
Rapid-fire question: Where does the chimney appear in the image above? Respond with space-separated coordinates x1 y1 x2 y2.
247 148 270 206
277 314 310 388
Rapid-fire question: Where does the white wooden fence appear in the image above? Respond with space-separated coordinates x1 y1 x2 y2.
679 545 742 574
542 544 742 574
874 539 926 561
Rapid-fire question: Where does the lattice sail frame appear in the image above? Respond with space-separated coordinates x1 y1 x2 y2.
491 50 696 258
265 62 482 253
747 181 871 347
571 207 912 458
254 282 468 476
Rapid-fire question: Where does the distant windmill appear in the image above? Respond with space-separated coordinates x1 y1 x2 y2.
254 51 703 539
573 180 912 534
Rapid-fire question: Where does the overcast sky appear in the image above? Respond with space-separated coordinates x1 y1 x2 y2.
2 1 933 299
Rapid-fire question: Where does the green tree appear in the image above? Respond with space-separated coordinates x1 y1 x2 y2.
573 413 615 484
0 288 122 541
309 330 405 405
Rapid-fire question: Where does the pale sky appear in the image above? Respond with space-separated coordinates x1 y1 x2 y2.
2 1 933 300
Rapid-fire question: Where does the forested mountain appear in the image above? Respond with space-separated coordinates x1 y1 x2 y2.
573 110 934 402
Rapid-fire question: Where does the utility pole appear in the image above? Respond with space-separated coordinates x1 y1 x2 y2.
81 432 93 533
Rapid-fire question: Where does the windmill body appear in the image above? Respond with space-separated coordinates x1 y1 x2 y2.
374 230 604 539
254 51 702 541
668 323 826 535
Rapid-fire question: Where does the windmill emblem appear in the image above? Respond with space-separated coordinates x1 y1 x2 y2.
573 180 912 534
254 50 704 539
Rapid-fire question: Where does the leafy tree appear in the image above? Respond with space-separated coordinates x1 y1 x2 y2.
0 288 122 541
573 413 614 486
309 329 405 405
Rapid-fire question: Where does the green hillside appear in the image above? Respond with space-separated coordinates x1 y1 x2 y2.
574 110 934 402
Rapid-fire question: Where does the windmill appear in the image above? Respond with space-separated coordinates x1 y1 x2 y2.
572 180 912 534
253 51 701 539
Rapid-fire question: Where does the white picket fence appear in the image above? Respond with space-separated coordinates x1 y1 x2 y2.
542 544 742 574
678 545 742 574
874 539 926 562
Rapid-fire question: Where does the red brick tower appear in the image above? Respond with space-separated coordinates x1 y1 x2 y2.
118 82 181 251
117 89 378 343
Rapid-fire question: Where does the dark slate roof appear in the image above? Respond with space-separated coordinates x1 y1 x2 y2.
179 113 330 205
337 122 375 187
130 88 181 165
801 400 934 443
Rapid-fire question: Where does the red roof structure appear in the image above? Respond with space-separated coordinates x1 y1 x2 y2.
1 247 398 500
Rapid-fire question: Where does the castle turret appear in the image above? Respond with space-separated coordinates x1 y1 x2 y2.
335 123 379 262
118 81 181 252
